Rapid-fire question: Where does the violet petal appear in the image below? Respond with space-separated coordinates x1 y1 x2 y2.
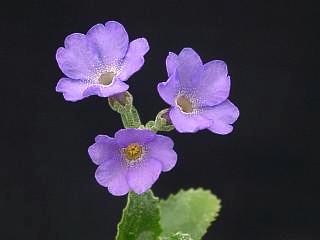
177 48 203 90
56 33 101 80
157 71 180 105
114 128 155 147
88 135 119 165
127 158 162 194
196 60 230 106
166 52 178 76
82 79 129 98
202 100 240 135
169 107 211 133
95 160 129 196
86 21 129 65
147 135 177 172
56 78 89 102
117 38 149 81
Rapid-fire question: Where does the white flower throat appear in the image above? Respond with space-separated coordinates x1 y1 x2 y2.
98 71 116 85
176 95 194 113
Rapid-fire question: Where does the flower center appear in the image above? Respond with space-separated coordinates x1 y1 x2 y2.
176 95 193 113
123 143 143 162
98 71 116 85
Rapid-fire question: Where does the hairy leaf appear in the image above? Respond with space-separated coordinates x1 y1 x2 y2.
161 232 193 240
116 190 162 240
159 188 221 240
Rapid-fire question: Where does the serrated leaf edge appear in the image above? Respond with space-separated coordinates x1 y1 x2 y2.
159 188 221 239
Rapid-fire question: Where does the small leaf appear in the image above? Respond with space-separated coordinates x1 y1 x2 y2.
161 232 193 240
116 190 162 240
159 188 221 240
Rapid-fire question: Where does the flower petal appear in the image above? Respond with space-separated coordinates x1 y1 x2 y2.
82 79 129 98
56 33 101 80
177 48 203 90
201 100 239 135
88 135 119 165
117 38 149 81
196 60 230 106
95 159 129 196
169 107 211 133
87 21 129 65
147 135 177 172
157 71 180 105
114 128 156 147
166 52 178 76
56 78 90 102
127 158 162 194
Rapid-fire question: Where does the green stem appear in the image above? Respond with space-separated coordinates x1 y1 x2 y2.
108 92 174 131
121 106 141 128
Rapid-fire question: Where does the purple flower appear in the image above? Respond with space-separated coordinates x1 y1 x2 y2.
88 128 177 196
56 21 149 102
157 48 239 134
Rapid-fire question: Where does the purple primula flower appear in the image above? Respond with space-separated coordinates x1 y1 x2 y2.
56 21 149 102
157 48 239 134
88 128 177 196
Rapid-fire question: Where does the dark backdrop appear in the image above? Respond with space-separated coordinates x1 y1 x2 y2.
2 1 318 239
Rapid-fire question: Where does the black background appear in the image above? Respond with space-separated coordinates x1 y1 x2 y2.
2 1 319 239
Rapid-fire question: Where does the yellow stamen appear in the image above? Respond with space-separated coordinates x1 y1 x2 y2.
123 143 143 162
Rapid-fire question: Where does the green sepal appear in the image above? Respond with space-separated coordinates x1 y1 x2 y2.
108 92 141 128
146 109 174 132
108 91 133 113
159 188 221 240
116 190 162 240
145 120 156 132
154 108 174 132
145 120 155 128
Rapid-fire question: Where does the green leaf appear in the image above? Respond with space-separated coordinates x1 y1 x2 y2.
159 188 221 240
116 190 162 240
161 232 193 240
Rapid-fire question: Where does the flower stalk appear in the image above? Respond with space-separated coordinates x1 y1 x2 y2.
109 92 174 132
